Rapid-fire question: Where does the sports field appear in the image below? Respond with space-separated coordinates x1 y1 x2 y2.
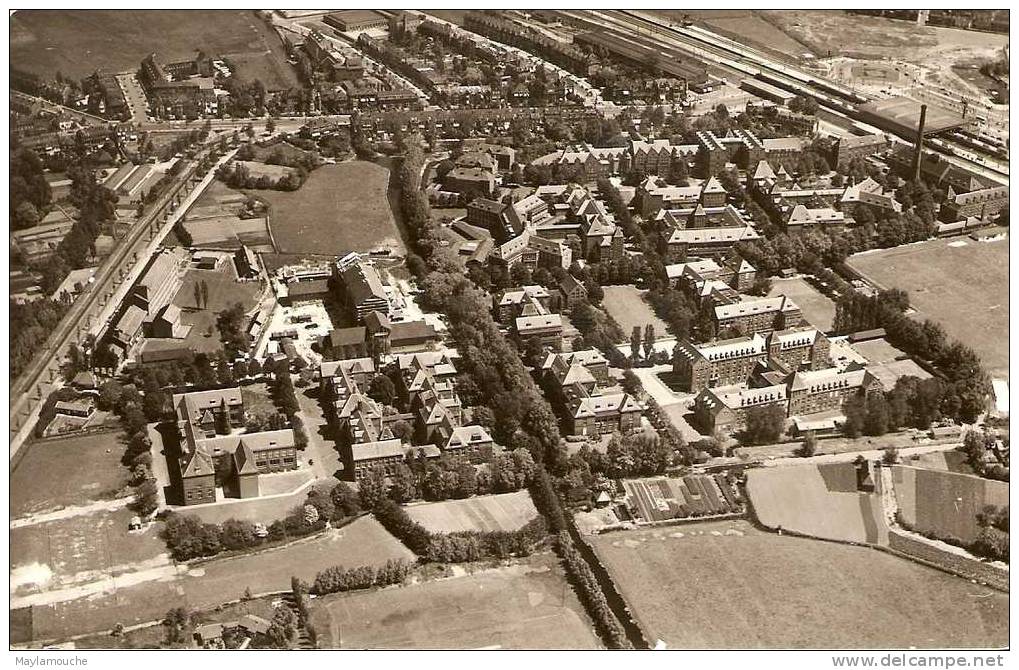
404 491 538 533
26 517 414 641
767 276 836 333
601 285 669 341
253 162 405 256
11 430 130 518
11 10 297 89
314 553 600 649
11 507 169 598
847 238 1009 378
746 465 884 544
591 520 1008 649
893 465 1009 545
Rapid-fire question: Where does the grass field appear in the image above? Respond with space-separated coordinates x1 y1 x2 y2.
11 10 296 89
11 430 130 518
169 262 263 354
655 10 811 59
601 285 669 341
591 520 1008 649
11 507 169 598
27 517 413 641
252 161 405 256
768 276 837 332
746 465 884 544
847 238 1009 378
235 160 297 181
404 491 538 533
314 553 600 649
892 465 1009 545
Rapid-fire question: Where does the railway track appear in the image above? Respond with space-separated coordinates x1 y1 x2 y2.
582 10 1007 184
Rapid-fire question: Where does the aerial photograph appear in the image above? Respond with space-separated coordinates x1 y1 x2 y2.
7 7 1010 656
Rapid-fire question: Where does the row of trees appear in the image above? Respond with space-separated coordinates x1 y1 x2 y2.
373 497 547 563
11 299 70 383
833 291 990 424
310 559 412 596
160 483 353 561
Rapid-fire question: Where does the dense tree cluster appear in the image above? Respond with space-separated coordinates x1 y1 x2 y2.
216 160 307 191
10 299 70 383
739 404 787 446
216 302 249 359
962 430 1009 482
11 147 53 230
384 448 537 504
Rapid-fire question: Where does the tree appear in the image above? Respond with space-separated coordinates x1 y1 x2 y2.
193 282 202 309
368 375 397 406
359 466 387 510
882 447 900 465
630 326 641 360
797 432 818 458
215 398 231 435
741 404 786 445
200 280 210 309
643 324 655 359
388 463 417 503
331 482 362 517
621 369 641 396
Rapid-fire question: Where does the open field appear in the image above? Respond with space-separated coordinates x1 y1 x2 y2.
601 285 669 340
315 553 600 649
235 160 297 181
26 517 414 642
847 238 1009 378
591 520 1008 649
11 10 295 87
169 262 263 354
655 10 811 60
404 491 538 533
746 465 884 544
252 162 404 256
767 276 836 332
185 181 273 251
11 430 129 518
893 465 1009 545
11 507 169 598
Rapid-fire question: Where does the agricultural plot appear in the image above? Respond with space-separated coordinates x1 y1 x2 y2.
185 181 273 251
11 10 295 86
404 491 538 533
767 276 836 333
746 465 884 544
591 521 1008 649
11 430 130 518
623 475 743 522
601 285 668 341
847 238 1009 378
892 465 1009 545
252 162 405 256
314 553 600 649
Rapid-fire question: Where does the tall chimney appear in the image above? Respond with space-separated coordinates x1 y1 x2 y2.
912 103 927 182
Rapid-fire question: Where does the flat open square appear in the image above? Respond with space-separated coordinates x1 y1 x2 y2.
253 161 405 256
315 553 600 649
167 262 264 354
591 520 1008 649
11 430 129 518
601 285 669 340
767 276 836 332
847 238 1009 378
404 491 538 533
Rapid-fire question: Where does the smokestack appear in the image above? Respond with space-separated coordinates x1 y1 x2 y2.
912 103 927 182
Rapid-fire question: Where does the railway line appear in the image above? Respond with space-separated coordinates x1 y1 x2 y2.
8 147 235 457
578 10 1007 185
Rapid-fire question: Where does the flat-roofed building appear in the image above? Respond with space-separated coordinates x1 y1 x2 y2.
515 313 563 352
324 9 388 32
